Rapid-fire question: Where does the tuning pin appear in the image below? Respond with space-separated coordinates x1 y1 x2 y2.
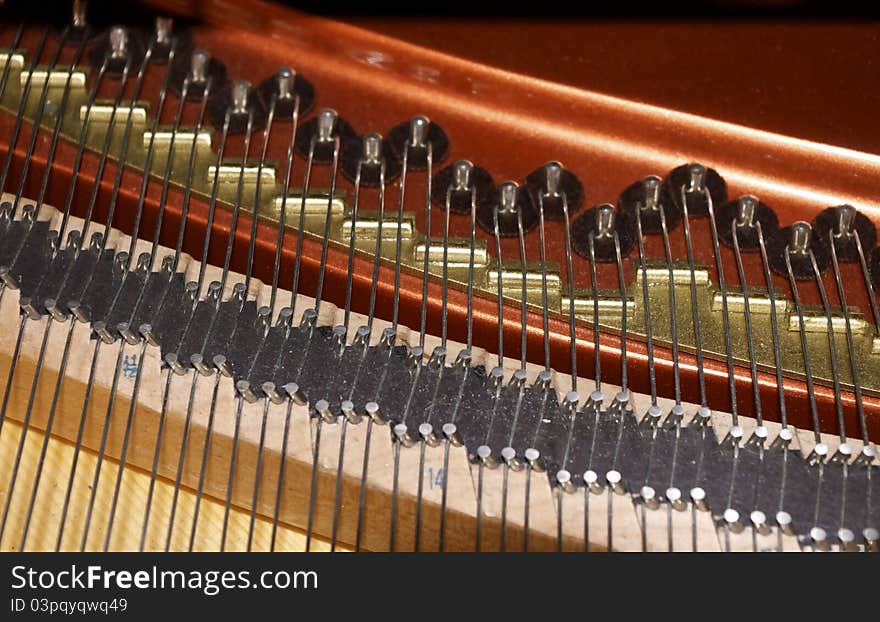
525 448 545 472
365 401 387 424
388 115 450 169
640 405 663 429
808 526 830 552
769 426 794 450
837 528 858 552
71 0 88 33
341 400 362 424
509 368 527 389
283 382 307 405
744 425 769 450
477 181 538 236
767 221 830 278
618 175 682 233
395 424 416 448
556 469 575 493
606 470 625 495
164 352 186 376
523 161 584 220
640 486 660 510
89 25 144 74
665 162 728 217
340 132 401 186
420 423 441 447
690 486 708 511
830 443 853 465
294 107 357 163
431 160 495 214
208 79 267 133
584 390 604 413
717 195 780 251
485 366 505 391
775 510 795 536
584 470 602 494
807 442 829 466
262 381 286 405
864 527 879 552
811 204 877 263
257 66 315 117
237 380 260 404
666 487 687 511
314 399 336 424
663 404 686 429
853 444 876 466
170 49 228 100
443 423 463 447
720 425 744 450
750 510 772 536
476 445 498 469
608 390 630 417
151 17 192 63
570 203 636 262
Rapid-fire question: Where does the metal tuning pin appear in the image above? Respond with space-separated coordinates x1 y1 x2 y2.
314 399 337 425
432 159 495 214
717 194 779 250
808 526 830 552
776 511 795 536
606 470 625 495
171 48 228 99
586 390 604 413
720 425 744 449
556 469 575 493
365 401 387 424
811 204 877 262
525 448 544 472
388 115 449 169
608 390 630 417
571 203 635 262
618 175 681 233
665 161 728 217
640 405 662 429
523 161 584 220
152 17 191 63
70 0 89 38
89 25 143 73
295 107 357 162
666 487 686 511
750 510 772 536
477 181 538 236
584 470 603 494
442 423 463 447
745 425 769 450
837 528 858 552
690 486 709 511
767 220 830 278
864 528 879 552
209 79 267 132
664 404 685 429
341 400 362 424
341 132 400 186
640 486 660 510
257 66 315 117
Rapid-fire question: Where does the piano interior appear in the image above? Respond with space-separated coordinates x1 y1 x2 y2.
0 0 876 553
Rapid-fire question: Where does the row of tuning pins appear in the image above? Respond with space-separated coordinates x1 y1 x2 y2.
573 163 880 283
65 7 880 290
